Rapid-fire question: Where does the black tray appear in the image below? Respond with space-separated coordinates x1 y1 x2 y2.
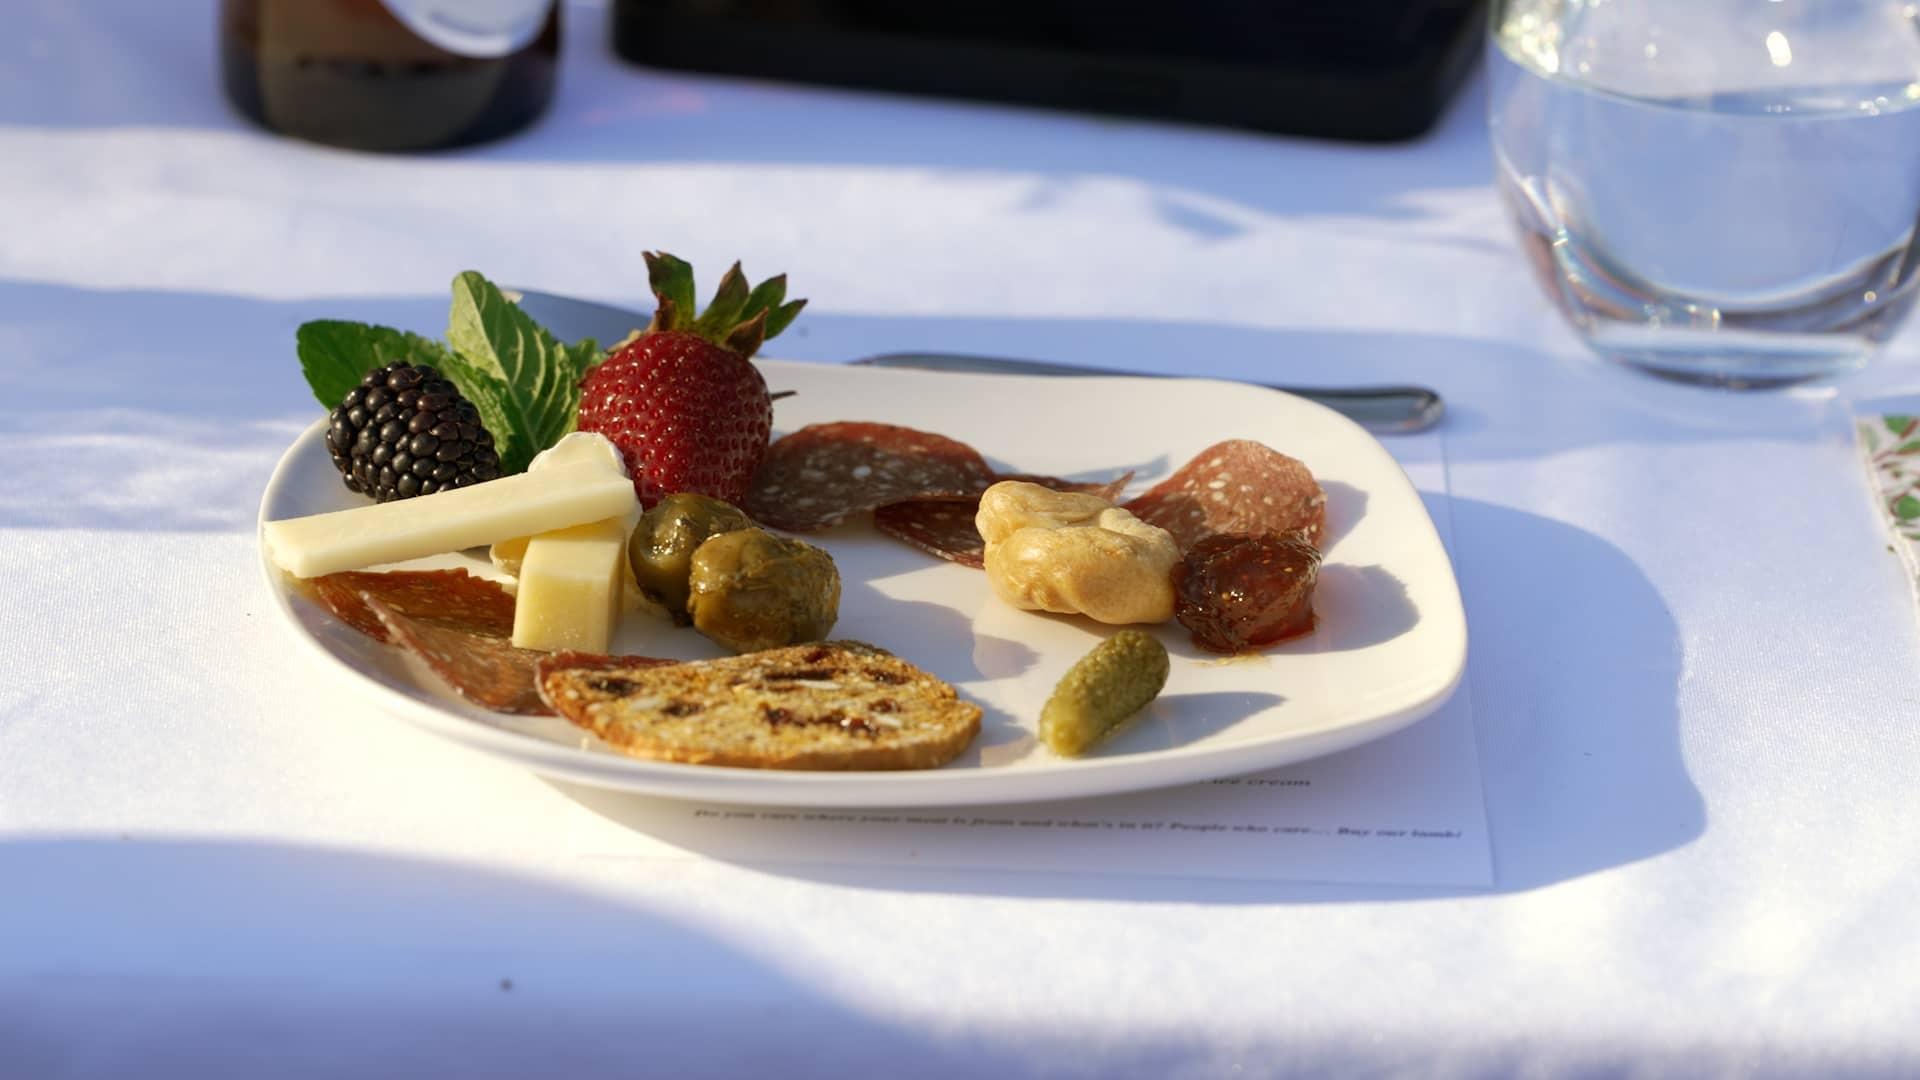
610 0 1485 143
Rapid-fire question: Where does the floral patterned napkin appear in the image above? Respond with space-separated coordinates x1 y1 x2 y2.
1858 409 1920 603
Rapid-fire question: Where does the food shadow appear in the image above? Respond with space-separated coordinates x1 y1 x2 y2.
826 527 1036 760
1318 480 1368 550
824 526 1039 681
1309 564 1418 653
1113 690 1287 753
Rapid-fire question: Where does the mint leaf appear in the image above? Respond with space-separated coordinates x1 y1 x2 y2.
1887 414 1916 436
1896 494 1920 521
444 271 601 474
294 275 604 476
295 321 452 408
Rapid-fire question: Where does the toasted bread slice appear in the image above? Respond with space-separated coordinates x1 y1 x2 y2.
536 641 981 770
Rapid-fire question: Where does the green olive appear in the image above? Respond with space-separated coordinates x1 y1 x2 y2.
627 493 754 624
686 528 841 654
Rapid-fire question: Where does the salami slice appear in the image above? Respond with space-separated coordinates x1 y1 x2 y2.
1124 440 1325 553
874 472 1134 568
300 568 516 643
745 422 998 531
874 499 990 568
361 593 553 715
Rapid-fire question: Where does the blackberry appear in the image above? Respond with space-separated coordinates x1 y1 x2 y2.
325 362 501 502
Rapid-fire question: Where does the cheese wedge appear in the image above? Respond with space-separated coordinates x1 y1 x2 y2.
493 432 647 642
264 460 638 578
490 432 638 577
510 515 629 653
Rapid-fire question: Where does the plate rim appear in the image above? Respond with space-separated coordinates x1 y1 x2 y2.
257 364 1467 808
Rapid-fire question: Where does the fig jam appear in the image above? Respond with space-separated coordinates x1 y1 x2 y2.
1172 532 1321 654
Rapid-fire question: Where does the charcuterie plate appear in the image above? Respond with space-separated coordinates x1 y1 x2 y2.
260 361 1465 807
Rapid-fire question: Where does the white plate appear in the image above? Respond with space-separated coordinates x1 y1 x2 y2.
259 362 1466 807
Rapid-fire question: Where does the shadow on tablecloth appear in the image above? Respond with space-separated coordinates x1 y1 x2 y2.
0 280 446 534
1 836 1162 1076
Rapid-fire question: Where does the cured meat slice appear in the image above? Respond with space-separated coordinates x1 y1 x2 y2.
296 569 675 716
297 569 672 715
1172 532 1322 653
1124 440 1325 553
745 422 998 531
874 499 989 568
300 568 515 642
874 472 1134 568
363 600 678 716
361 594 554 714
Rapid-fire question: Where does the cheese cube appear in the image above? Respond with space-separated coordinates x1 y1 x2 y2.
509 515 630 653
264 460 637 578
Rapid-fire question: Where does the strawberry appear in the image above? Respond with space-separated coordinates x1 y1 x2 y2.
577 252 805 508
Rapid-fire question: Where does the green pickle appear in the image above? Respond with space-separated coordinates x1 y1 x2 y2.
1040 629 1171 756
627 493 753 623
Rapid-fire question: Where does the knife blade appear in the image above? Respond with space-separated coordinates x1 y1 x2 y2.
509 289 1444 434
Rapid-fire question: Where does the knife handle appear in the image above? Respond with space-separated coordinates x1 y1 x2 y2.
1282 386 1445 435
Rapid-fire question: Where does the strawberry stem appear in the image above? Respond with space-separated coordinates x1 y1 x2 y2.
643 252 696 327
641 251 807 359
694 262 751 337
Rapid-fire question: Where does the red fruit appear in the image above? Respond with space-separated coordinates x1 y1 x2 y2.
578 330 772 508
575 252 805 508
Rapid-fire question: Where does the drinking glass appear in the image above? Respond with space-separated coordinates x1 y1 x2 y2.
1489 0 1920 387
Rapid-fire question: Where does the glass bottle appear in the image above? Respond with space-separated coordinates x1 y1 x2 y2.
220 0 560 152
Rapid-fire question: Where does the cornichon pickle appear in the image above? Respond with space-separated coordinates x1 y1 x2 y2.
1039 629 1170 756
627 493 753 623
686 528 841 653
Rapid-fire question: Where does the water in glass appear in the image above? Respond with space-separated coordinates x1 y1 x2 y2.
1489 1 1920 386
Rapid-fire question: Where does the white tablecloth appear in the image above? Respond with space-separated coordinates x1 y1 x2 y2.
5 2 1919 1075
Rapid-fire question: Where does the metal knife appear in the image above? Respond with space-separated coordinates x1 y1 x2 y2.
511 289 1444 434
